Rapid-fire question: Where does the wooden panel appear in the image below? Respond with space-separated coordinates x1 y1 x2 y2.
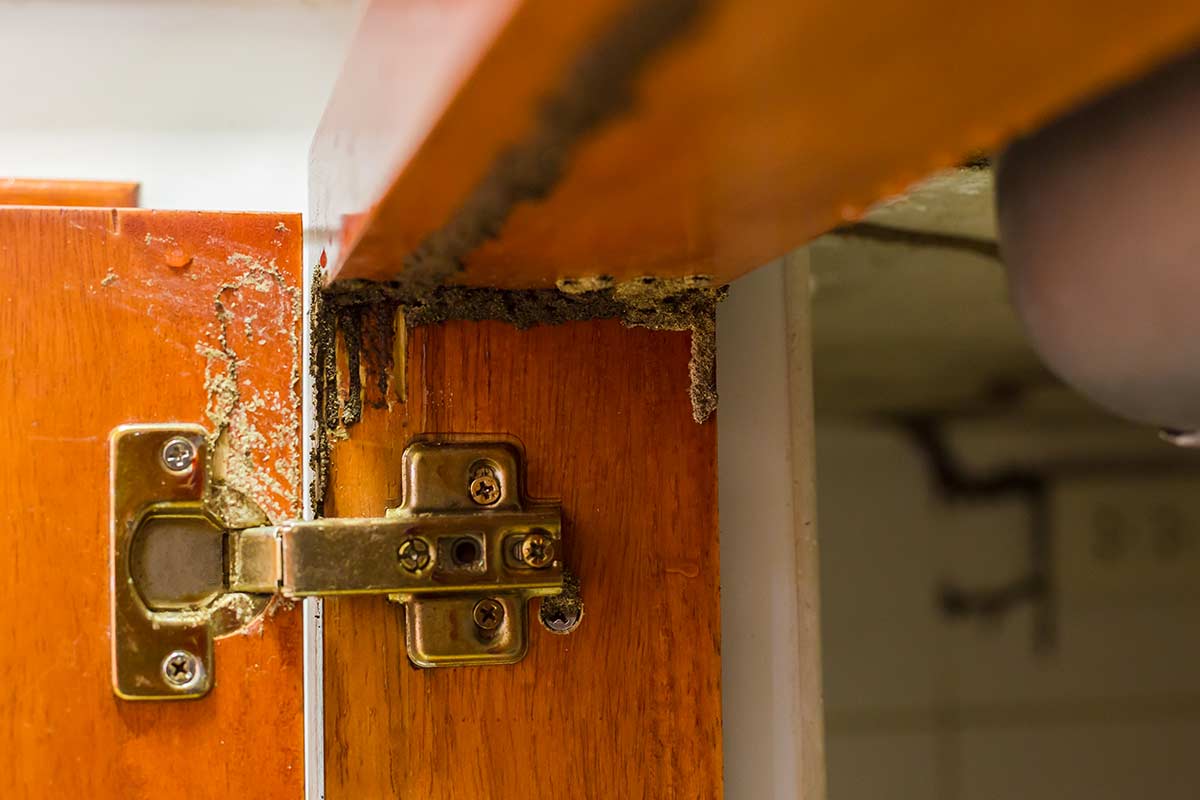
323 320 722 797
0 208 304 798
312 0 1200 288
0 177 139 206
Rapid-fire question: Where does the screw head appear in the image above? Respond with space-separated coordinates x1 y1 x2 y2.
161 436 196 473
397 537 431 572
472 598 505 631
162 650 200 687
540 601 582 634
469 474 501 506
519 532 555 569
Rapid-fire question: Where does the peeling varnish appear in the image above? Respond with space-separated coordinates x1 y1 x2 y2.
307 272 722 514
329 274 722 420
196 253 303 524
95 219 304 637
305 0 723 513
186 251 303 637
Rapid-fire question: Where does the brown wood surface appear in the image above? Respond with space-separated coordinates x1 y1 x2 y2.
0 208 304 798
312 0 1200 288
0 177 139 207
324 320 722 798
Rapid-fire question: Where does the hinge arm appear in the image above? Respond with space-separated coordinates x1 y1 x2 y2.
228 515 563 598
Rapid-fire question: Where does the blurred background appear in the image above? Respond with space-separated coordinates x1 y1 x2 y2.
0 0 361 211
812 167 1200 799
5 2 1200 797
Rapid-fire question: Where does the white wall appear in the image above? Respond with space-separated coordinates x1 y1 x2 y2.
0 0 362 212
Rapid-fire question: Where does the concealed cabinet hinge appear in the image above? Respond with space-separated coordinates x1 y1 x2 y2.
111 425 566 700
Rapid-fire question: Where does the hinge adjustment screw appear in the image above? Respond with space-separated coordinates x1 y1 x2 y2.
519 532 555 569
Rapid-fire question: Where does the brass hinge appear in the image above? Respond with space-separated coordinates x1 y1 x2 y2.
111 425 566 700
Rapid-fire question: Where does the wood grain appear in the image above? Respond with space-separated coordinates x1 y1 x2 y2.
0 177 139 207
0 208 303 798
312 0 1200 288
324 320 722 798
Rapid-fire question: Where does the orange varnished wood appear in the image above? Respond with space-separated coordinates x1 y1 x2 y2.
324 321 722 797
308 0 619 285
0 208 304 798
0 177 139 207
313 0 1200 287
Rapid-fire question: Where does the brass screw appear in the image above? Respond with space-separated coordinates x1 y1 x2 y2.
519 532 555 569
468 472 501 506
161 437 196 473
472 598 504 631
162 650 199 687
397 537 431 572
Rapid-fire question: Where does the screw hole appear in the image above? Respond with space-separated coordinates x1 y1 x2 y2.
452 537 481 566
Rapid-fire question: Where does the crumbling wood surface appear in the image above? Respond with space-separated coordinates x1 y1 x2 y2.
322 319 723 798
0 208 304 799
311 0 1200 288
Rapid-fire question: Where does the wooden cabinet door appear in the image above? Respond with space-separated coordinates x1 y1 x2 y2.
0 205 722 799
0 208 305 798
318 319 724 798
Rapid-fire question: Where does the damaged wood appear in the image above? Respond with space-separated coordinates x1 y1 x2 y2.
308 273 723 512
317 0 1200 291
0 208 304 798
400 281 723 426
308 265 338 514
356 0 712 290
198 256 303 524
314 0 714 286
320 315 722 798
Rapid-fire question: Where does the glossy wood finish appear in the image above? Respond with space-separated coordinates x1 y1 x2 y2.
0 177 139 206
0 209 304 798
312 0 1200 288
324 320 722 798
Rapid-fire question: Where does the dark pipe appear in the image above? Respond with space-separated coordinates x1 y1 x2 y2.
903 418 1054 650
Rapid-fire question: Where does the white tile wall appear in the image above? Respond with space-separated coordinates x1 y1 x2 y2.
817 424 947 716
819 421 1200 800
826 729 947 800
960 721 1200 800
